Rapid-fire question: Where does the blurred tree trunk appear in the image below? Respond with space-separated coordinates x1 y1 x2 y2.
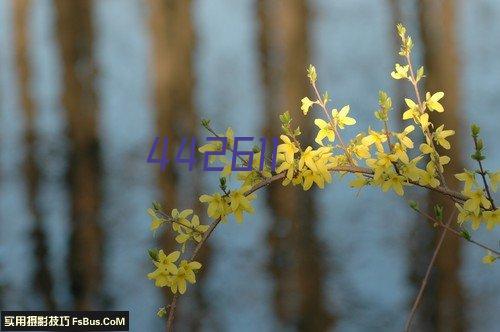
414 1 465 331
55 0 103 310
148 1 207 329
14 0 56 310
258 0 333 330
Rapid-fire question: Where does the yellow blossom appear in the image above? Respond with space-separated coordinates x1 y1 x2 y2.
314 119 335 145
175 215 209 245
332 105 356 129
418 164 440 188
301 97 315 115
277 135 299 163
419 113 430 129
403 98 419 120
148 208 164 231
299 146 319 171
381 172 406 196
276 153 296 182
425 91 444 112
434 125 455 149
488 171 499 192
463 189 491 215
482 251 497 265
483 209 499 230
456 203 482 230
455 170 477 192
147 250 180 287
169 260 202 294
229 186 256 223
199 193 229 220
391 63 409 80
361 129 387 152
350 174 368 189
396 125 415 149
171 209 193 232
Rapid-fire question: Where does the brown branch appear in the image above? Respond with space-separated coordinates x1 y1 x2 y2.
405 210 457 331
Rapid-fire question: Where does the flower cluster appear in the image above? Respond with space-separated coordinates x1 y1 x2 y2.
148 23 500 323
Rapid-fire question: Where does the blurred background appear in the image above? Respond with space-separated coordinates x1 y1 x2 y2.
0 0 499 331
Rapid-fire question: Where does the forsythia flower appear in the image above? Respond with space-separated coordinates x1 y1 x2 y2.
314 119 335 145
483 209 500 230
198 128 234 162
403 98 419 120
277 135 299 163
171 209 193 232
396 125 415 149
391 63 409 79
381 172 406 196
418 164 440 188
301 97 315 115
488 171 499 192
175 215 209 245
147 250 180 287
455 170 477 192
170 260 202 294
425 91 444 112
199 193 229 221
361 129 387 152
463 189 492 215
456 203 482 230
434 125 455 149
237 152 272 187
148 208 164 231
332 105 356 129
229 186 256 223
482 251 496 265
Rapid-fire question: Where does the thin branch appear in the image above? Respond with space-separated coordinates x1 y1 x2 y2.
472 135 496 210
405 210 457 331
411 206 500 255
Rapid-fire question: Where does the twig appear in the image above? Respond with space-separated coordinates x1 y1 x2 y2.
411 205 500 255
472 136 496 210
405 210 456 331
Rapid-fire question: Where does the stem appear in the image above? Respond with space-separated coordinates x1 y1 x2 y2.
412 206 500 255
472 136 496 210
405 210 456 331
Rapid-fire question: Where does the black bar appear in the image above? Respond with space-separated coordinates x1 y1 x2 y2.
1 311 129 331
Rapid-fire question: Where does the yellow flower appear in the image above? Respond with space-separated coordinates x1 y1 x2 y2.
147 250 180 287
419 142 434 155
455 203 482 230
463 189 491 215
419 113 430 129
403 99 419 120
237 152 272 187
148 208 164 231
349 174 368 189
376 152 398 168
198 128 234 162
229 186 256 223
361 129 387 152
482 251 496 265
425 91 444 112
434 124 455 149
301 97 315 115
169 260 202 294
400 156 424 182
418 164 440 188
171 209 193 232
483 209 499 230
455 170 476 192
314 119 335 145
299 146 319 171
277 135 299 163
488 171 499 192
396 125 415 149
381 172 406 196
391 63 409 80
393 143 409 163
175 215 209 244
199 193 229 220
276 153 296 181
332 105 356 129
